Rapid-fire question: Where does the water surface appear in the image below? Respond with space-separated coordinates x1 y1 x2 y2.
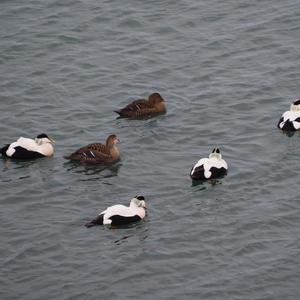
1 0 300 299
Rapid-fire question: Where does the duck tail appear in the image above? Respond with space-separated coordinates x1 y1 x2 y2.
0 144 9 156
85 214 104 228
84 222 97 228
114 110 122 116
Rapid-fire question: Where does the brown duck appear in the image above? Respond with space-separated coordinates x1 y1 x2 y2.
115 92 166 119
64 134 120 164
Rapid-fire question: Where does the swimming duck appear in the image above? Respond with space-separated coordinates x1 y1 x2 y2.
190 148 228 180
85 196 147 227
277 100 300 131
115 92 166 119
64 134 120 164
0 133 55 159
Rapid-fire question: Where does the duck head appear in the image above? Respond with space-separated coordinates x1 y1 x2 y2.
290 100 300 112
130 195 147 209
149 93 164 103
209 148 222 160
106 134 120 148
35 133 55 145
149 93 166 112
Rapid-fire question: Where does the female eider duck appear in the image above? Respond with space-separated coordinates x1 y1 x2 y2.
0 133 55 159
64 134 120 164
277 100 300 132
85 196 147 228
115 92 166 119
190 148 228 180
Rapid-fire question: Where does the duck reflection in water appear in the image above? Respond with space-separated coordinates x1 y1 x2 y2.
113 224 149 245
281 130 296 137
191 177 223 188
65 161 121 178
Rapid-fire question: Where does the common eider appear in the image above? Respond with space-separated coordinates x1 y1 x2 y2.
0 133 55 159
64 134 120 164
85 196 147 227
277 100 300 132
115 93 166 119
190 148 228 180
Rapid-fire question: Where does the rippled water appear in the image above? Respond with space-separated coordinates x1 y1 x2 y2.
1 0 300 299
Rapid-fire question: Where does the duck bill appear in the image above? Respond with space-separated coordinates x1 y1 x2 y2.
49 137 56 144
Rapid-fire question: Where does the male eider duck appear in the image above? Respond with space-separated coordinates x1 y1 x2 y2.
115 92 166 119
190 148 228 180
64 134 120 164
85 196 147 228
277 100 300 132
0 133 55 159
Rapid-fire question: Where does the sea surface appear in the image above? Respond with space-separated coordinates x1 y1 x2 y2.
1 0 300 299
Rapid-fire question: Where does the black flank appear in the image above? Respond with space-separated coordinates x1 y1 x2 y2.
209 167 227 179
191 166 227 180
109 215 141 226
11 146 45 159
294 117 300 123
282 120 296 132
190 165 205 180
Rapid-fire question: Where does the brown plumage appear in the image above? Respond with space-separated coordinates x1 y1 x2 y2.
64 134 120 164
115 92 167 119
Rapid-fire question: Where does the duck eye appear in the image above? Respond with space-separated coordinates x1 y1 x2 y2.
216 148 220 153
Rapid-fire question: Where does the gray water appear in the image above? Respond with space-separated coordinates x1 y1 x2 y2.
1 0 300 299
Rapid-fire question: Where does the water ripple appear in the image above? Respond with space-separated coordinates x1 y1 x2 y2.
1 0 300 299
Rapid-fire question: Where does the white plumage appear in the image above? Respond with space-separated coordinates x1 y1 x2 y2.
190 148 228 180
85 196 147 228
277 100 300 131
0 134 55 159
